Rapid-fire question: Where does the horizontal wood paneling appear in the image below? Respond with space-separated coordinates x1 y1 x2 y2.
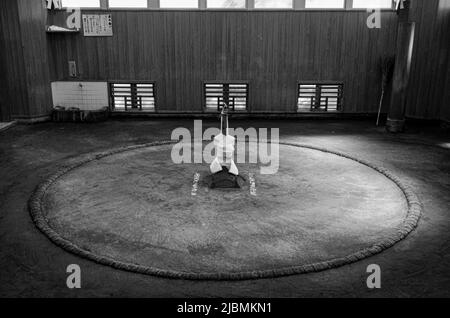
48 10 398 113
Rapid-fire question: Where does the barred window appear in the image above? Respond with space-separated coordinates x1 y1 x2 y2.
204 83 248 112
298 83 343 112
110 83 155 112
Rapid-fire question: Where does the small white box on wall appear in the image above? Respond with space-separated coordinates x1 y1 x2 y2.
51 82 108 111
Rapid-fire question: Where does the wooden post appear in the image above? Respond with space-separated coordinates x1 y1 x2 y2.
386 0 414 132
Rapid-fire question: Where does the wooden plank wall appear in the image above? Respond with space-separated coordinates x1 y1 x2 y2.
48 10 398 113
16 0 53 119
2 2 447 120
0 0 52 121
407 0 450 121
0 0 29 121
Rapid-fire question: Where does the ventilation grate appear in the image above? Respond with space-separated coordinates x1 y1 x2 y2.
298 83 343 112
205 83 248 112
110 83 155 112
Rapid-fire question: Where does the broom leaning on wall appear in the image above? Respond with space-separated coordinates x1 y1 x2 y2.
377 56 395 126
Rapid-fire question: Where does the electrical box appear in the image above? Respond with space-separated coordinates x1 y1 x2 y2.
69 61 77 78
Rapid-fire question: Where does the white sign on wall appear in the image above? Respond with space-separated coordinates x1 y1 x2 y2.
82 14 113 37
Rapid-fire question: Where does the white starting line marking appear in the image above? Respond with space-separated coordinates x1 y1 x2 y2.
191 172 200 196
249 173 257 196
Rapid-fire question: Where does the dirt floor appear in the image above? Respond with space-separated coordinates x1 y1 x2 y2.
0 119 449 297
